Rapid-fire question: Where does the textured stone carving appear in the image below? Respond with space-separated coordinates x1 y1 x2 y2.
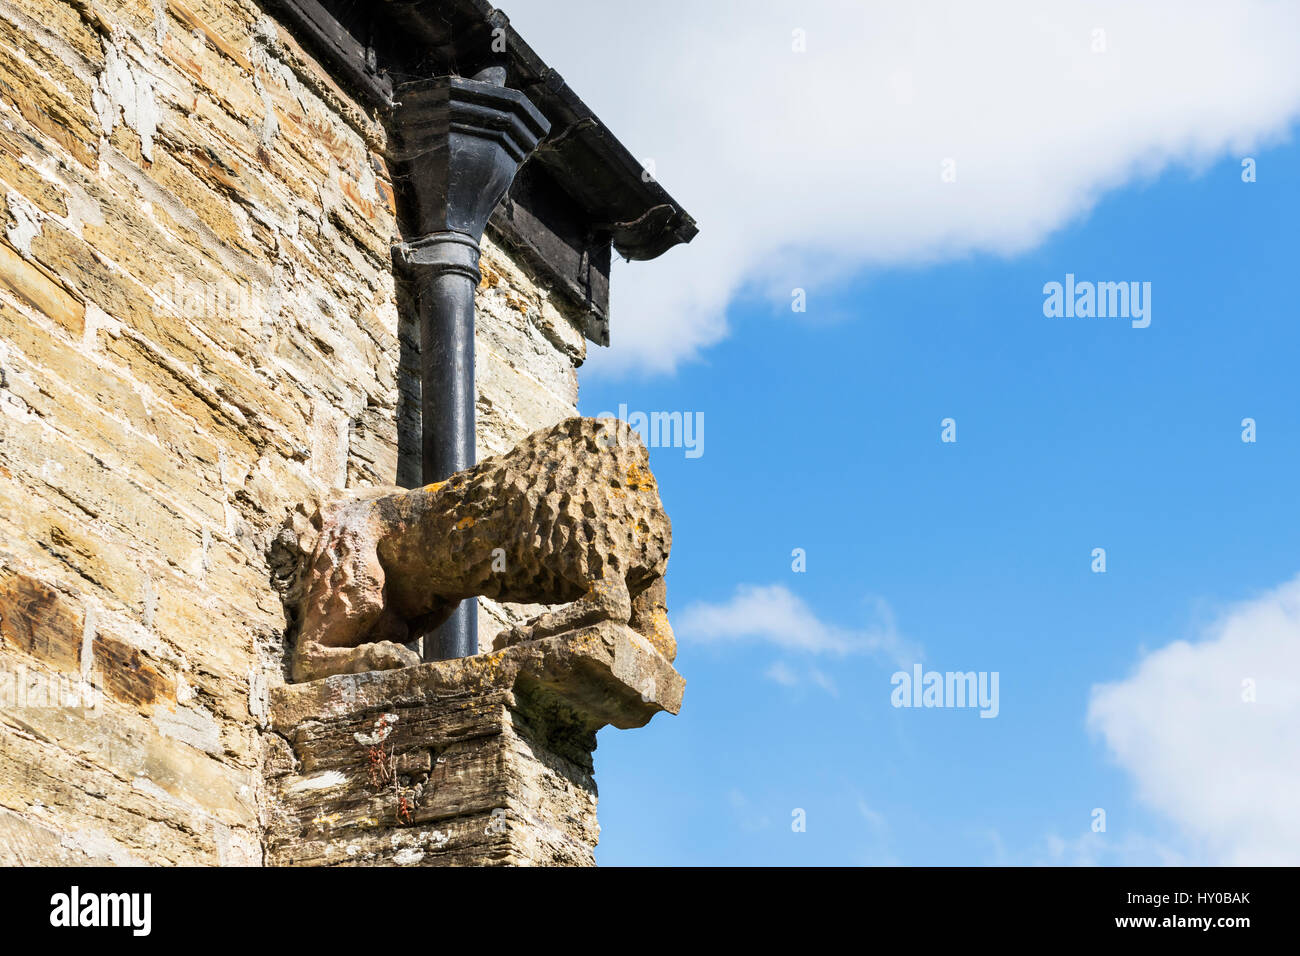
275 417 675 682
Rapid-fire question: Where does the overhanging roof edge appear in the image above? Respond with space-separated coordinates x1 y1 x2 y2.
263 0 698 264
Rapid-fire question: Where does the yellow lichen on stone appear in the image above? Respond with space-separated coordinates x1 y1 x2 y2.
647 609 675 658
625 461 655 492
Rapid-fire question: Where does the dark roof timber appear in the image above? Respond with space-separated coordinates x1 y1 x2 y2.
262 0 698 345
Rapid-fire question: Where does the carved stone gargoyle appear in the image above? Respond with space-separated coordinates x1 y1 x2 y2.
272 417 675 683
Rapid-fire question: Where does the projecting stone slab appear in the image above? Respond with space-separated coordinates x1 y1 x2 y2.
266 622 683 866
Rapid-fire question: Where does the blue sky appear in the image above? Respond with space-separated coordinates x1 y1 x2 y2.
497 0 1300 865
578 142 1299 865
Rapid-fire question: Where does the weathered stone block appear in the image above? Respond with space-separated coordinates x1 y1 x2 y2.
266 623 684 866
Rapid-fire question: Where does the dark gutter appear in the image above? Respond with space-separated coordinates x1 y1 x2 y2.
261 0 698 344
377 0 698 260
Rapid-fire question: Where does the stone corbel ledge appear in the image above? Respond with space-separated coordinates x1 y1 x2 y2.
265 622 684 866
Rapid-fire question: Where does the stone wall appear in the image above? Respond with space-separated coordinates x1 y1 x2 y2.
0 0 587 865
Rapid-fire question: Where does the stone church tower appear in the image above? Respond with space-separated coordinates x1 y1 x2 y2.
0 0 693 865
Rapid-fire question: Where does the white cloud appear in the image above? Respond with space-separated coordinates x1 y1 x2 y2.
1034 832 1190 868
728 789 771 832
986 826 1189 865
1087 574 1300 865
857 799 888 833
679 583 919 666
763 660 800 686
806 666 839 697
503 0 1300 374
765 660 841 696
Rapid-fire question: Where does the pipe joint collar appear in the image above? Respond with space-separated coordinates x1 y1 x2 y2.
396 231 483 282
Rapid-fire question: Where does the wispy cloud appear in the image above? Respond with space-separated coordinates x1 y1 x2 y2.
763 661 800 687
856 800 888 833
728 789 772 832
1087 573 1300 865
764 660 842 696
679 584 920 667
806 666 839 698
1038 831 1189 867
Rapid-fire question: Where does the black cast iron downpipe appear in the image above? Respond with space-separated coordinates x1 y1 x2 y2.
391 68 550 660
406 230 481 660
